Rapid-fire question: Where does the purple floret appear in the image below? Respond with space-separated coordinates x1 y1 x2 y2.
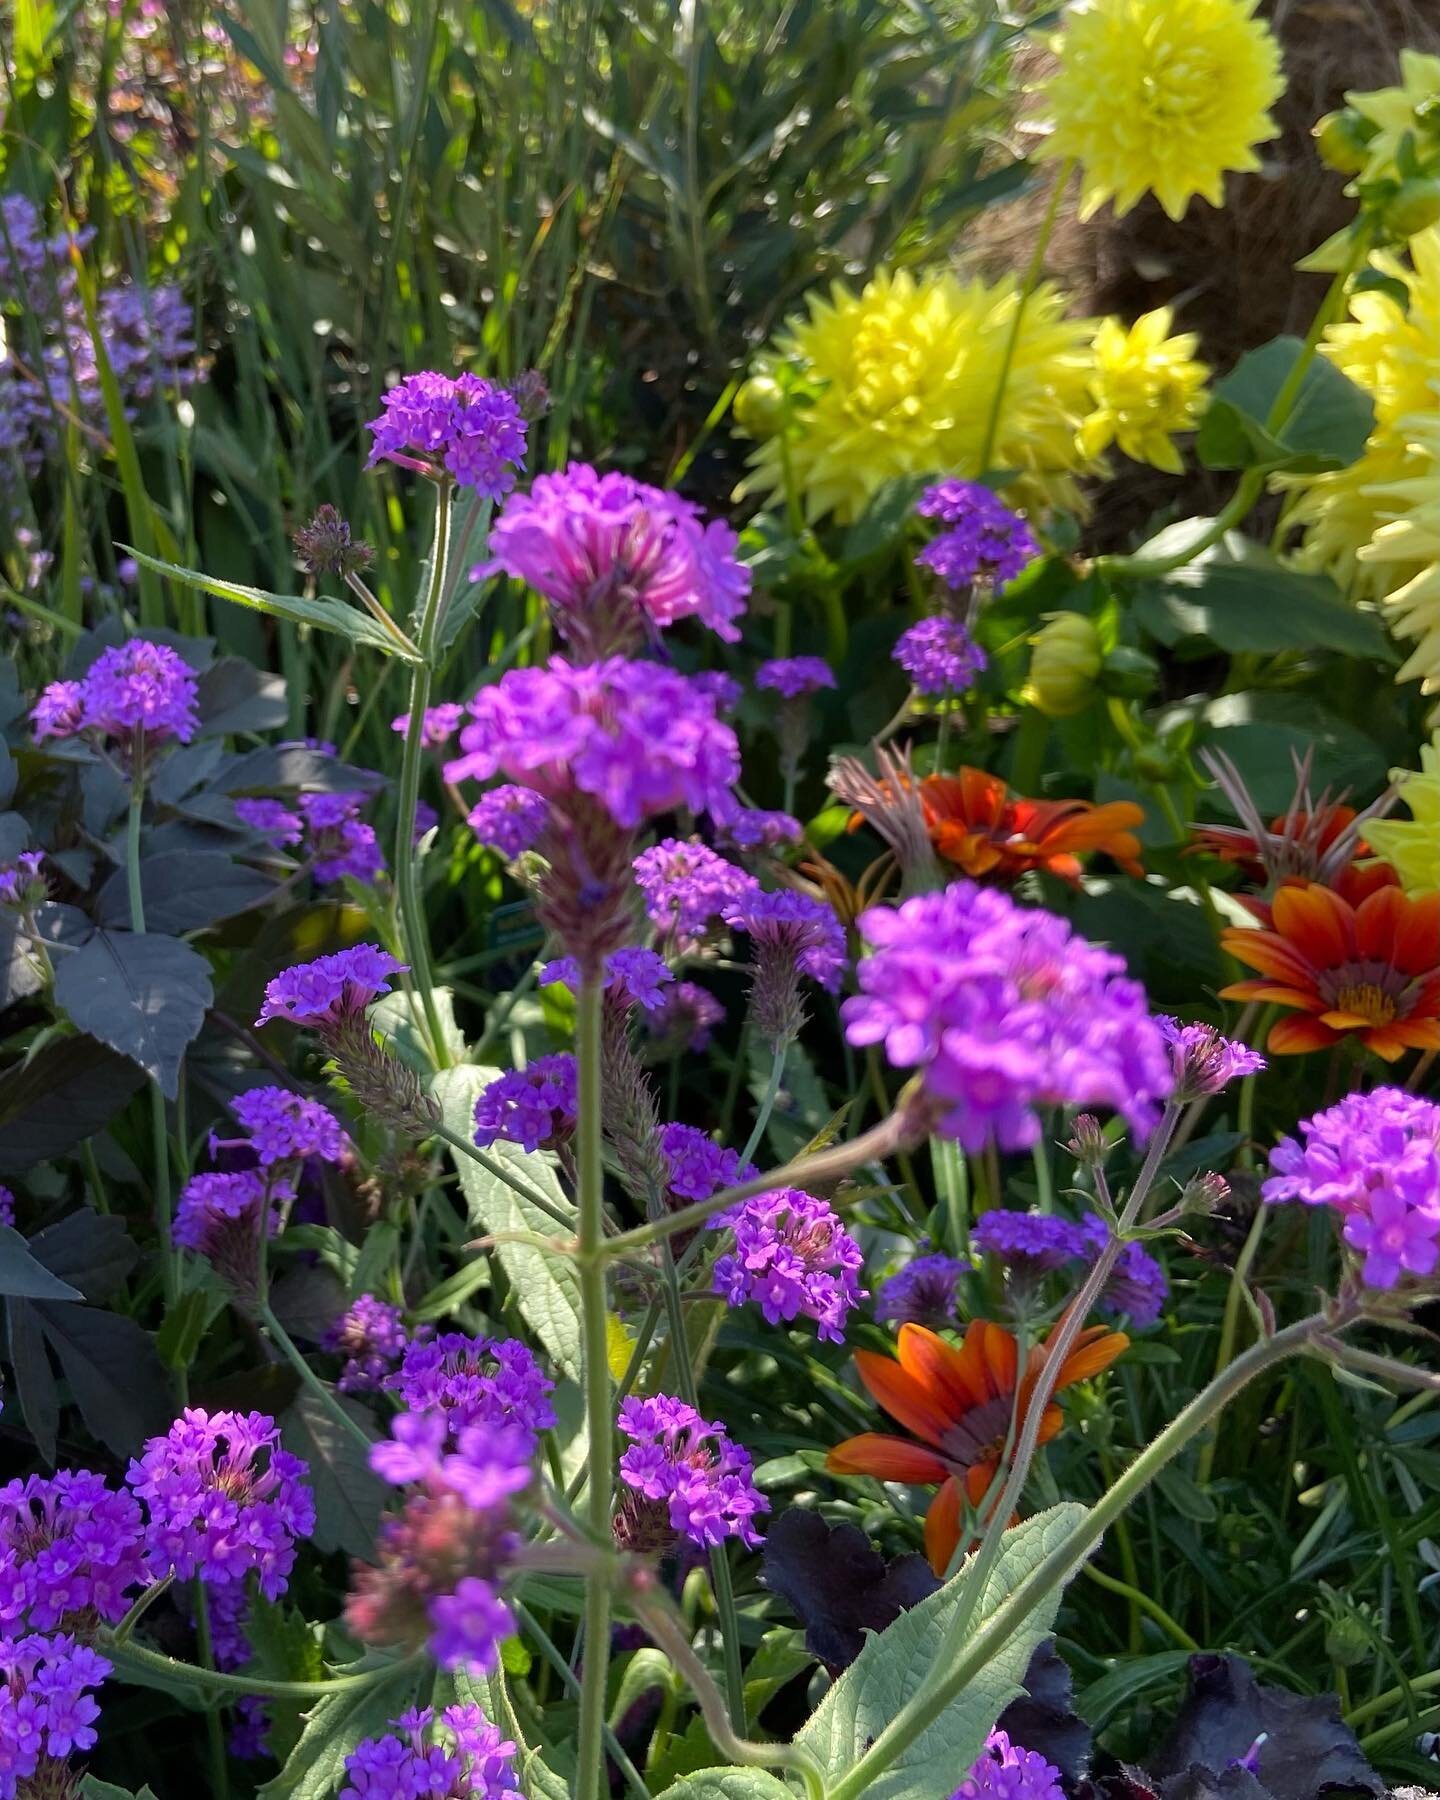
633 837 758 949
952 1728 1065 1800
256 945 407 1028
893 616 988 697
713 1188 866 1343
658 1122 757 1202
874 1253 970 1329
472 1055 578 1154
755 656 835 699
617 1395 768 1548
914 480 1039 592
467 785 550 859
366 371 527 499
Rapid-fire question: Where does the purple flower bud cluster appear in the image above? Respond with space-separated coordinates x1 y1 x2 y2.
843 882 1173 1152
472 1055 578 1154
0 1632 111 1798
466 784 551 859
0 1186 13 1229
32 639 200 749
392 702 466 749
328 1295 417 1395
641 981 727 1055
444 658 740 830
657 1122 757 1202
483 462 749 656
724 888 847 1045
971 1208 1169 1327
1263 1088 1440 1290
713 1188 866 1342
633 838 758 951
127 1409 315 1600
755 657 835 699
203 1583 270 1761
0 1472 146 1635
385 1333 556 1449
540 946 674 1013
0 852 44 909
227 1086 347 1166
616 1395 768 1548
874 1252 970 1329
1157 1017 1265 1101
914 480 1039 592
952 1729 1065 1800
892 616 988 697
234 796 304 848
297 790 385 885
256 945 408 1029
366 372 527 498
173 1169 290 1303
341 1703 521 1800
972 1210 1083 1280
694 670 744 714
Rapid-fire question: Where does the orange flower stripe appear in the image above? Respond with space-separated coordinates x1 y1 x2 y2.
918 768 1145 883
1220 878 1440 1061
827 1318 1128 1574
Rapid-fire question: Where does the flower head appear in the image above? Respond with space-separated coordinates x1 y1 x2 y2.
713 1189 866 1342
1078 308 1210 472
298 790 385 885
466 785 551 859
328 1296 415 1395
234 797 304 848
953 1728 1065 1800
828 1319 1128 1573
893 618 988 697
710 799 804 851
1220 880 1440 1060
0 852 45 910
386 1334 556 1449
915 481 1039 591
724 888 847 1043
755 657 835 699
658 1123 756 1203
633 838 758 950
366 371 527 498
642 981 727 1057
616 1395 768 1550
540 946 673 1013
0 1472 146 1635
485 463 749 656
127 1409 315 1598
1157 1017 1265 1100
256 945 407 1029
392 703 466 750
1034 0 1285 221
1346 51 1440 187
843 882 1173 1152
874 1253 970 1330
31 680 87 742
1365 734 1440 896
72 639 200 745
917 770 1144 882
340 1703 522 1800
0 1631 111 1796
173 1170 289 1306
292 505 375 578
228 1086 347 1166
972 1210 1084 1282
472 1055 578 1154
1077 1217 1170 1327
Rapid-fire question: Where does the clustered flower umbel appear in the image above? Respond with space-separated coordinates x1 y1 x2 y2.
874 1252 972 1330
340 1703 522 1800
0 1632 112 1800
970 1208 1170 1329
1264 1087 1440 1290
724 887 847 1047
713 1188 866 1342
614 1395 768 1554
32 638 200 757
951 1728 1065 1800
384 1333 556 1450
473 1055 578 1154
843 882 1174 1152
633 837 758 953
893 615 988 698
366 371 528 497
327 1295 416 1395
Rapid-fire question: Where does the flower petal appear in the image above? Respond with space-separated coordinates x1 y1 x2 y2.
852 1348 954 1447
826 1433 950 1484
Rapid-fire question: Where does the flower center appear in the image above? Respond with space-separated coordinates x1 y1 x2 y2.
1332 982 1398 1025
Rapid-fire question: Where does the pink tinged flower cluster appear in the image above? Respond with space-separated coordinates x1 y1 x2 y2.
643 981 726 1054
709 797 803 850
32 639 200 747
173 1170 289 1303
444 658 740 829
724 889 846 991
366 372 527 499
340 1703 521 1800
1157 1017 1265 1102
657 1122 756 1202
328 1295 416 1396
633 838 758 950
914 480 1039 591
843 882 1173 1153
952 1729 1065 1800
392 702 466 749
713 1188 866 1342
126 1408 315 1599
386 1333 556 1449
0 1471 146 1635
540 946 673 1012
472 1055 578 1154
755 657 834 699
466 785 550 859
893 617 988 697
256 945 408 1029
228 1086 346 1166
616 1395 768 1548
1263 1088 1440 1290
0 1632 111 1800
483 461 749 650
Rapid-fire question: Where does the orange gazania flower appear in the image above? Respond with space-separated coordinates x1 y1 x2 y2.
1191 804 1368 886
918 768 1145 883
1221 879 1440 1060
827 1318 1129 1575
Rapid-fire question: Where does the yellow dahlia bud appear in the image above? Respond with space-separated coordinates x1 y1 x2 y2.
733 375 788 440
1021 613 1103 717
1345 51 1440 187
1386 178 1440 241
1079 308 1209 474
1313 109 1376 177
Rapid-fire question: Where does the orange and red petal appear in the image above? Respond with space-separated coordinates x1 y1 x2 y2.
1271 884 1355 967
825 1432 950 1484
923 1476 963 1576
1217 931 1317 985
1266 1014 1343 1055
1219 979 1325 1012
1393 893 1440 976
1055 1326 1130 1388
897 1322 988 1416
852 1347 954 1448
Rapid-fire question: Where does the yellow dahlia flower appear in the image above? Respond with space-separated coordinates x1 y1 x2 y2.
1366 733 1440 896
1033 0 1285 221
1346 50 1440 186
1078 307 1209 472
737 266 1098 525
1360 417 1440 703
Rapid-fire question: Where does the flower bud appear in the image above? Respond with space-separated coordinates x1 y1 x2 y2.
1067 1114 1109 1166
292 504 376 578
1385 176 1440 238
1180 1170 1230 1216
1323 1608 1371 1668
1021 613 1102 717
1312 108 1375 175
733 375 787 439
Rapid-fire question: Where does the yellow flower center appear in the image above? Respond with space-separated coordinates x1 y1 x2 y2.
1333 983 1398 1025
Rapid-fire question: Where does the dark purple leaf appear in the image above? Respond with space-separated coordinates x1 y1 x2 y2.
761 1507 940 1671
0 1226 84 1301
30 1300 172 1457
95 852 274 932
194 657 289 738
999 1641 1093 1782
0 1035 146 1173
5 1295 59 1462
25 1209 140 1301
54 930 212 1098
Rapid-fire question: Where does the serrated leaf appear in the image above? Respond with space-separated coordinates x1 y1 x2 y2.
95 852 275 933
280 1388 385 1558
258 1656 422 1800
655 1772 797 1800
435 1066 583 1381
54 931 212 1098
82 1779 162 1799
24 1208 139 1300
371 987 465 1072
796 1503 1088 1800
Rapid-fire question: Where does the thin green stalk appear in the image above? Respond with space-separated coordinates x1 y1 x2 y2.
192 1581 231 1800
740 1044 786 1167
1081 1560 1198 1651
574 976 615 1800
436 1121 578 1230
1196 1202 1266 1484
128 767 181 1328
103 1637 425 1701
512 1601 652 1800
1346 1666 1440 1732
395 479 455 1069
259 1300 373 1453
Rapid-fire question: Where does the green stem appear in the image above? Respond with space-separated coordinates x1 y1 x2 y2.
512 1601 653 1800
128 767 181 1327
104 1637 426 1701
435 1121 578 1230
258 1300 373 1453
740 1044 786 1167
395 479 455 1070
976 158 1073 475
1009 706 1048 797
192 1581 232 1800
827 1308 1348 1800
574 976 616 1800
1345 1665 1440 1732
1195 1203 1267 1485
1081 1560 1198 1651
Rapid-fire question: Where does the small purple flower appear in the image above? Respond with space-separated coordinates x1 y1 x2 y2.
633 837 758 950
724 888 847 1045
658 1123 757 1202
30 680 87 742
713 1188 866 1342
467 784 551 859
693 671 744 714
0 852 45 908
293 504 374 579
616 1395 768 1549
0 1471 146 1635
1157 1017 1265 1101
340 1703 521 1800
843 883 1174 1153
973 1210 1084 1281
642 981 727 1054
227 1086 346 1166
874 1253 970 1330
484 462 749 655
1077 1217 1168 1328
78 639 201 745
173 1169 288 1304
915 481 1039 592
709 798 803 851
127 1409 315 1599
952 1728 1065 1800
299 790 385 885
893 617 988 697
366 371 527 499
391 702 466 749
472 1055 578 1154
0 1632 111 1794
234 796 304 848
256 945 408 1029
755 657 835 699
540 946 674 1013
0 1185 13 1229
328 1295 414 1395
386 1334 556 1448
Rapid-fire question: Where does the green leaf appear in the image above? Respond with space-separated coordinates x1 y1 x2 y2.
654 1773 797 1800
54 931 213 1099
1076 1649 1194 1729
796 1504 1087 1800
0 1226 83 1300
435 1066 583 1380
120 548 422 662
279 1389 385 1558
1197 692 1389 815
82 1780 161 1800
1131 529 1391 659
258 1656 423 1800
1196 337 1374 474
6 1298 172 1459
840 474 934 568
371 987 466 1072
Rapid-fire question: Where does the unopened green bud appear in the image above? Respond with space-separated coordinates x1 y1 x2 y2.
733 376 788 439
1021 613 1102 718
1313 109 1375 176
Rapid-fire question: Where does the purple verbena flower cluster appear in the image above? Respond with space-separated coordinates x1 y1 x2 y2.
392 703 466 749
952 1729 1065 1800
256 945 407 1029
366 372 527 499
1263 1088 1440 1290
755 656 835 699
466 785 551 859
228 1086 347 1166
0 1471 146 1634
0 1632 111 1799
0 853 44 909
33 639 200 749
234 796 304 848
633 838 758 950
709 798 803 851
386 1334 556 1449
642 981 726 1055
173 1169 289 1303
0 1186 13 1230
972 1210 1082 1280
914 481 1039 591
724 888 847 1044
713 1188 866 1342
874 1252 970 1329
657 1122 757 1202
971 1208 1170 1327
472 1055 578 1154
341 1704 522 1800
540 946 673 1012
843 882 1173 1152
328 1295 416 1395
893 616 988 697
616 1395 768 1548
1158 1017 1266 1102
298 790 386 884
